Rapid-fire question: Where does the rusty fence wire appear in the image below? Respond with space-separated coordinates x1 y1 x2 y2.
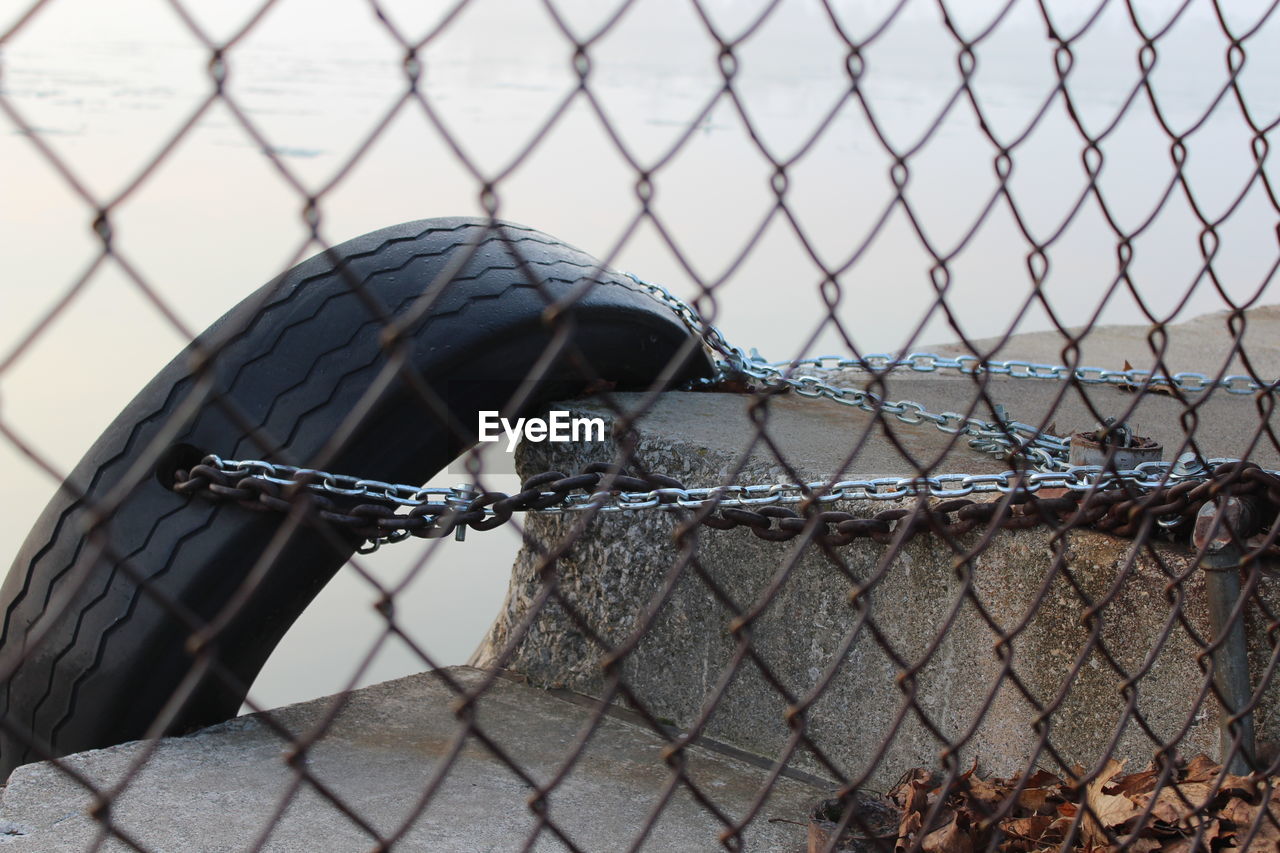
3 0 1280 850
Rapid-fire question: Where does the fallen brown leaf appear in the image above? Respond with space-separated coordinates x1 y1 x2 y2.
1198 817 1222 848
1039 802 1079 843
1083 759 1145 846
1112 768 1159 798
921 811 974 853
1010 770 1064 816
1219 794 1256 828
892 769 937 810
893 779 929 853
961 773 1011 813
1000 815 1052 841
1182 755 1220 783
1016 787 1056 816
1117 360 1178 397
896 810 923 853
864 756 1270 853
1024 770 1062 789
1178 754 1255 798
1137 782 1219 826
1221 793 1280 849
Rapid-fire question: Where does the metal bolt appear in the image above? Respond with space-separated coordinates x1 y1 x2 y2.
451 484 477 542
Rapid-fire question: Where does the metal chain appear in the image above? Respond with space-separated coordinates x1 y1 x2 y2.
190 454 1234 513
629 275 1064 471
625 275 1277 395
175 455 1280 552
624 274 1279 474
171 280 1280 549
786 352 1273 395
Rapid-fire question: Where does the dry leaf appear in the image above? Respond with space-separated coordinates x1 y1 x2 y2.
1024 770 1061 789
1115 359 1178 397
870 756 1268 853
1181 755 1227 784
1001 815 1052 841
1048 804 1079 841
897 810 923 853
1178 754 1255 799
1220 795 1257 828
1118 361 1139 395
1012 770 1064 815
962 775 1011 813
893 769 936 809
895 778 932 853
1083 759 1145 847
904 778 932 815
1217 774 1257 798
1223 795 1280 848
1138 782 1217 826
1198 817 1222 848
1112 768 1159 798
1017 787 1056 815
921 811 974 853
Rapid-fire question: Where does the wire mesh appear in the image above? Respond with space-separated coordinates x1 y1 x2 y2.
2 0 1280 850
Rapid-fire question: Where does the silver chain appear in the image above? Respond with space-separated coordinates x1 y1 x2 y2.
626 275 1273 396
628 275 1069 470
197 279 1278 545
624 275 1277 474
785 352 1270 394
204 455 1239 517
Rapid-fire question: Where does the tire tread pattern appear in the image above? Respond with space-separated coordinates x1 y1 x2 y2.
0 218 708 775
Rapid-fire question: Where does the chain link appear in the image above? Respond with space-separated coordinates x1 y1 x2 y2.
625 275 1075 470
625 276 1280 475
195 455 1268 515
176 283 1280 548
175 454 1280 551
770 346 1273 394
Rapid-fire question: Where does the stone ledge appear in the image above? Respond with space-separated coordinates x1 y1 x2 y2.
0 667 821 851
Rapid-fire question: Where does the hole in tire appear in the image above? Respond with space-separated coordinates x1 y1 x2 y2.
156 443 207 490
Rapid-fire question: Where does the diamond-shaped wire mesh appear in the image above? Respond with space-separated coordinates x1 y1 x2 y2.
3 0 1280 850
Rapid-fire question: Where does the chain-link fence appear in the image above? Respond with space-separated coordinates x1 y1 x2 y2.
3 0 1280 850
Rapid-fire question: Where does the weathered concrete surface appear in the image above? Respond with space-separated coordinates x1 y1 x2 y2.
0 667 822 851
932 305 1280 380
474 307 1280 790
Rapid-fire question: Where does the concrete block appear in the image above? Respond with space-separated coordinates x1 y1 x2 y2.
474 308 1280 790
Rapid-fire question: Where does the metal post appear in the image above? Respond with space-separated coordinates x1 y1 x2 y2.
1195 497 1257 775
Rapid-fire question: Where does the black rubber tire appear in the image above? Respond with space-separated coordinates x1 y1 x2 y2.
0 217 711 777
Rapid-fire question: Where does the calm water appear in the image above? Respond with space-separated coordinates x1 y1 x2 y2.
3 0 1279 709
